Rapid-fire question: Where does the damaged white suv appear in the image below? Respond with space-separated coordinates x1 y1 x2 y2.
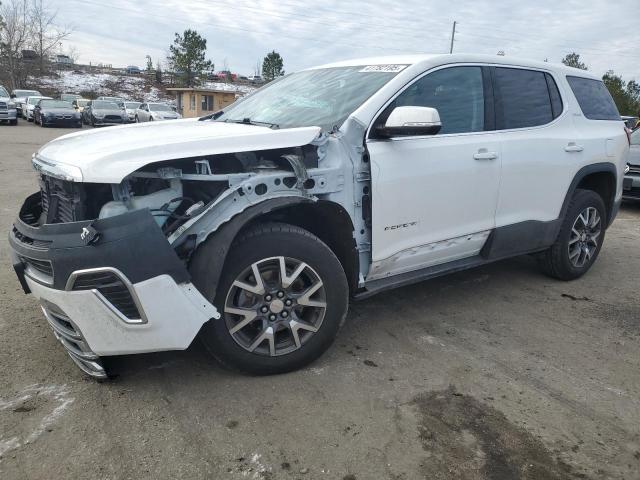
10 54 629 378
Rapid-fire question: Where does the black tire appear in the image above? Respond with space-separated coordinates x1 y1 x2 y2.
135 115 138 123
9 119 17 126
540 189 606 280
192 222 349 375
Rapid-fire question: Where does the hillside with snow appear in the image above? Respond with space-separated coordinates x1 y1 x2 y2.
30 70 256 102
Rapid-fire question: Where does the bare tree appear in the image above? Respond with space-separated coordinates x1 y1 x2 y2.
0 0 32 89
30 0 71 73
64 43 79 64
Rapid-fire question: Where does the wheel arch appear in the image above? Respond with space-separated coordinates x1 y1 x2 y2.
189 197 359 303
560 163 617 228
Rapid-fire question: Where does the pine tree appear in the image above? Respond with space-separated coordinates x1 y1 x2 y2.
168 29 213 87
262 51 284 82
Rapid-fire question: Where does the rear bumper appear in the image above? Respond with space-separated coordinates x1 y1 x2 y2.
9 194 219 375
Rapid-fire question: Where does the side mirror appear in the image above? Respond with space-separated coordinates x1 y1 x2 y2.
376 106 442 138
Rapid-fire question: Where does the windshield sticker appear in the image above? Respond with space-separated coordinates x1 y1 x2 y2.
359 64 408 73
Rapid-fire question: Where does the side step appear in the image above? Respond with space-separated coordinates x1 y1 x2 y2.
355 255 487 300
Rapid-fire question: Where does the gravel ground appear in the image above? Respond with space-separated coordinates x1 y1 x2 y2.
0 122 639 480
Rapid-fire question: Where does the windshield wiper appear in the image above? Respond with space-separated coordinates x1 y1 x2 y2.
224 117 280 129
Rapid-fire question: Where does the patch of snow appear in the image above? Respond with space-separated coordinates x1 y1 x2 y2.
201 81 257 96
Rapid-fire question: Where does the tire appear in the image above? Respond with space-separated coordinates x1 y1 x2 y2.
9 119 17 126
540 189 606 281
135 115 139 123
193 222 349 375
149 116 154 121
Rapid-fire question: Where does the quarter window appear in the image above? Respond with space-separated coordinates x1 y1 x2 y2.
494 68 554 129
566 76 620 121
392 66 485 135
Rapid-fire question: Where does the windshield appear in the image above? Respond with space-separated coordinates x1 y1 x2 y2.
216 66 403 131
93 101 119 109
41 100 72 108
150 104 172 111
125 102 141 109
27 96 49 104
0 86 9 97
14 90 40 97
631 128 640 145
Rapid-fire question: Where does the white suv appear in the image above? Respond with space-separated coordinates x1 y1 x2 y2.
9 54 628 378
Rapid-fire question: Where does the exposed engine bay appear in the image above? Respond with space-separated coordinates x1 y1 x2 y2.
33 144 322 238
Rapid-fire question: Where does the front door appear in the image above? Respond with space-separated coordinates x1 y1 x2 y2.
366 65 502 280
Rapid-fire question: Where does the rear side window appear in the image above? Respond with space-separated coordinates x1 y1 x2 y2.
494 68 554 129
566 76 620 121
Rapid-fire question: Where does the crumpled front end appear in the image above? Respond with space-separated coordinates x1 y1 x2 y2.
9 193 219 377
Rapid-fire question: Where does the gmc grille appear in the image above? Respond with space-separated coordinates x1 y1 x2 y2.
40 175 85 223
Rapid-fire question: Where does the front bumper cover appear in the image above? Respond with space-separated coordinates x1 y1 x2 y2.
9 195 219 375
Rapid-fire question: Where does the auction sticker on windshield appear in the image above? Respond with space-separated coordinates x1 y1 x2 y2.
359 65 408 73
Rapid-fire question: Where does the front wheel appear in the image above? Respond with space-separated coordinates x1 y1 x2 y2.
540 189 606 280
192 223 349 375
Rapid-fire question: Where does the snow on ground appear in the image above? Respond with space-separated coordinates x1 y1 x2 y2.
32 71 257 102
33 70 172 102
201 81 256 95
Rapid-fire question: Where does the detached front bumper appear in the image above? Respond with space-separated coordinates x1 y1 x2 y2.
9 194 219 377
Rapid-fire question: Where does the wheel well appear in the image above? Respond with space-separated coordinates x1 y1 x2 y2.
238 201 360 293
575 171 615 222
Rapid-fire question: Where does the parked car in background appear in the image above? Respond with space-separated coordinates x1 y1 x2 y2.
135 102 182 122
96 96 125 108
71 98 90 114
11 89 42 117
249 75 264 84
22 95 52 121
84 100 127 126
34 99 82 128
61 93 82 103
622 116 639 130
212 70 237 81
0 85 18 125
126 66 141 74
6 54 628 378
624 128 640 200
124 101 142 122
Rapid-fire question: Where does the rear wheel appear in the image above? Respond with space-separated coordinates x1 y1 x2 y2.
193 223 349 375
540 189 606 280
9 119 17 126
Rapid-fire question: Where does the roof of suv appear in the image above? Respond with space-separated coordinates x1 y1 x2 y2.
311 53 600 80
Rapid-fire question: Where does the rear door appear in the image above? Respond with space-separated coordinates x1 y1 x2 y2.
492 67 579 228
366 65 502 280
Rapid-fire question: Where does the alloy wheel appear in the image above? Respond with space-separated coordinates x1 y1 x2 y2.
224 256 327 357
568 207 601 268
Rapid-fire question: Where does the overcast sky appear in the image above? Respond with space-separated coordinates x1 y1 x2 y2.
53 0 638 80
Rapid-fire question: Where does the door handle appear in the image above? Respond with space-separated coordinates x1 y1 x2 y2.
473 149 498 161
565 143 584 153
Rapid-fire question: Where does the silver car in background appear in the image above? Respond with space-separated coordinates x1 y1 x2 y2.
124 101 141 123
135 102 182 122
624 128 640 200
0 85 18 125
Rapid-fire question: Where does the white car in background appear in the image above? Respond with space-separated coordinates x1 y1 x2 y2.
135 102 181 122
124 101 142 123
11 89 42 117
22 95 52 121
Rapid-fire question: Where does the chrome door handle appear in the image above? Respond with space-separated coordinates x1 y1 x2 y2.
565 143 584 153
473 150 498 161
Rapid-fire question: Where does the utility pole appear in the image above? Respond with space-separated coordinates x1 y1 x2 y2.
449 21 457 54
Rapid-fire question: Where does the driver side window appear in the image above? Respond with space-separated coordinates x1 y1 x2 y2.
394 66 485 135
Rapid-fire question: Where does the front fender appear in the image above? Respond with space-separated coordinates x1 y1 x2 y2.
188 196 315 302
